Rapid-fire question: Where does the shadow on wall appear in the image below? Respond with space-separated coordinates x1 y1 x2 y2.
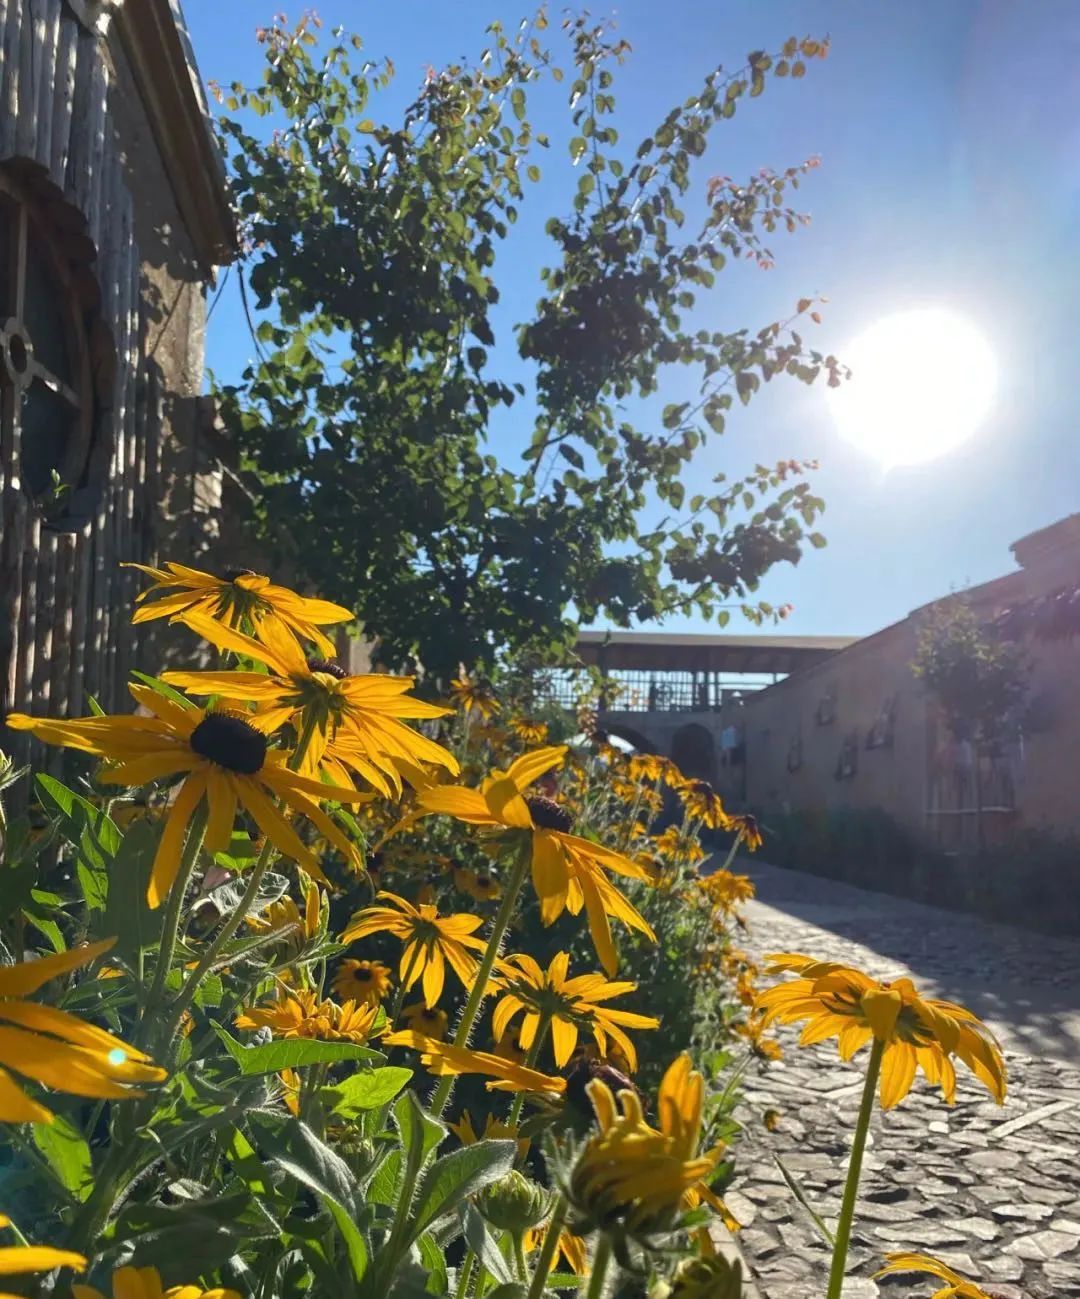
672 722 715 783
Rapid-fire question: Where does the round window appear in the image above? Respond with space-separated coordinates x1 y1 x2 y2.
0 173 93 504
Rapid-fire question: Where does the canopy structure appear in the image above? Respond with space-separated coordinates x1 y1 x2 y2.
573 630 858 678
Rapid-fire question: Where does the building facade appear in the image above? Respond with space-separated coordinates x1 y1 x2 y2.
0 0 237 774
741 514 1080 847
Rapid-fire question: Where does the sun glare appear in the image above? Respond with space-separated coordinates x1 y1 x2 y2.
827 308 997 466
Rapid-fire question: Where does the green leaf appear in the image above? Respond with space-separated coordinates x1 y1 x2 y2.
461 1203 515 1286
408 1140 516 1243
322 1067 412 1117
101 819 159 961
569 136 586 163
808 532 827 549
510 87 526 122
213 1025 384 1074
33 1114 93 1201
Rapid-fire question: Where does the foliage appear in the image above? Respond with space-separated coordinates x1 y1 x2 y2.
763 808 1080 936
211 13 838 676
0 561 770 1298
912 597 1029 747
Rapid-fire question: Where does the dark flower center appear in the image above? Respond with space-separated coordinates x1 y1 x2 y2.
526 795 573 834
477 874 492 887
189 713 267 774
307 657 349 680
687 779 714 798
223 567 257 582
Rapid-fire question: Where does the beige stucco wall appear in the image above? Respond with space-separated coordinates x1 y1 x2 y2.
742 521 1080 841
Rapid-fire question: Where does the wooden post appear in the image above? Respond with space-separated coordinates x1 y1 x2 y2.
48 10 77 187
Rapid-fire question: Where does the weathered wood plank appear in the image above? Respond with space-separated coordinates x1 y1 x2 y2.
33 0 60 170
14 510 40 714
48 9 77 186
67 518 90 712
0 0 24 159
84 45 108 251
0 486 28 734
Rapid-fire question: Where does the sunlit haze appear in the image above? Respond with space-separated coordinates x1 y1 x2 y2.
827 308 997 467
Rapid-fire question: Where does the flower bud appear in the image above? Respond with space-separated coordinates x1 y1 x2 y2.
476 1170 550 1233
670 1254 743 1299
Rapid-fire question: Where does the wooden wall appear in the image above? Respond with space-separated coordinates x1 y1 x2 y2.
0 0 155 779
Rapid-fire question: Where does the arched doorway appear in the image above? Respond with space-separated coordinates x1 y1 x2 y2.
672 722 715 783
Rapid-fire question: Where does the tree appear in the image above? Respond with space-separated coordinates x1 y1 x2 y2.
912 597 1029 749
212 12 839 678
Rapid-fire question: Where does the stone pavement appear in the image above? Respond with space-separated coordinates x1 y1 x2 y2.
727 860 1080 1299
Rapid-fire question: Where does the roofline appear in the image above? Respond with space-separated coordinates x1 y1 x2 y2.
575 630 859 651
113 0 236 273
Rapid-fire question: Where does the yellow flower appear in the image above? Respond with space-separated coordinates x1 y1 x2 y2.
875 1253 994 1298
756 954 1007 1109
681 780 730 830
696 869 755 914
279 1068 301 1117
73 1264 241 1299
454 866 502 903
0 939 165 1124
448 1110 528 1158
126 561 354 657
246 877 322 948
416 747 656 975
450 673 500 720
8 685 368 906
401 1003 449 1040
343 891 489 1008
493 952 659 1070
509 717 549 744
729 812 763 852
384 1031 567 1094
523 1224 588 1276
570 1053 725 1233
332 960 393 1007
235 989 379 1044
651 824 705 866
0 1216 85 1290
161 614 457 793
626 753 665 783
734 1015 783 1062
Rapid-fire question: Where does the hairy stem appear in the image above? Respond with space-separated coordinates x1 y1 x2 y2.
826 1037 884 1299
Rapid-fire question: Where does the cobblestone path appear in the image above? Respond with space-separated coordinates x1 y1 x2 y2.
728 861 1080 1299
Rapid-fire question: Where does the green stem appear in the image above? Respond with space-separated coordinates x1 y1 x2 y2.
158 836 276 1051
430 839 531 1118
454 1253 475 1299
158 710 322 1053
513 1233 528 1283
715 830 742 874
581 1234 612 1299
526 1195 568 1299
141 806 208 1028
507 1010 552 1129
826 1037 884 1299
388 942 424 1028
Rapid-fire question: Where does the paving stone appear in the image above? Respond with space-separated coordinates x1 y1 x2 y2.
729 860 1080 1297
1003 1229 1080 1260
723 1189 758 1227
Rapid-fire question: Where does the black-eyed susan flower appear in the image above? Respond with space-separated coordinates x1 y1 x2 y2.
509 717 548 745
72 1264 241 1299
734 1014 783 1062
332 959 392 1007
652 824 706 866
729 811 763 852
383 1030 566 1095
681 779 731 830
0 1219 85 1287
454 866 502 903
8 685 368 906
493 952 659 1070
494 1028 528 1065
235 989 379 1044
161 614 457 794
755 954 1007 1109
342 892 489 1007
522 1224 588 1277
875 1253 994 1298
416 747 656 975
569 1053 725 1234
626 753 665 783
449 673 500 720
696 868 755 914
0 939 165 1123
401 1003 449 1040
245 876 322 950
126 561 353 658
448 1110 527 1158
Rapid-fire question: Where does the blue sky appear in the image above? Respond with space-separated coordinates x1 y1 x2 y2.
182 1 1080 640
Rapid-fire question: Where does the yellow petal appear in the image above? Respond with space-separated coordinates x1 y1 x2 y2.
0 1245 87 1275
0 938 116 997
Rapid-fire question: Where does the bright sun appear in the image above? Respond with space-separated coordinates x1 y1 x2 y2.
827 308 997 466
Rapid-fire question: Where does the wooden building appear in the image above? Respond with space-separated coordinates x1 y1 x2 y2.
0 0 236 773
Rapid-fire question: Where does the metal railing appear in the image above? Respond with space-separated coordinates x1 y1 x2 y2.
533 668 777 713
